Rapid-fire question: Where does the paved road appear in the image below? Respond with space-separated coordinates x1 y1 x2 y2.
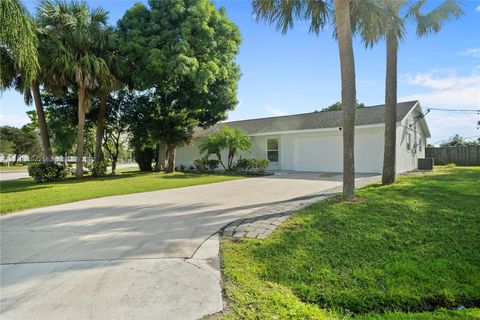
0 172 379 320
0 163 138 181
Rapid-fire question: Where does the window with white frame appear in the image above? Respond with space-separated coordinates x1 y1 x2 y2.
406 133 411 151
267 139 279 162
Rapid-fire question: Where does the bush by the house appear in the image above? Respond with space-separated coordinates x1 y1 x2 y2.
88 161 108 177
28 162 68 183
194 157 219 173
250 158 269 173
232 158 269 174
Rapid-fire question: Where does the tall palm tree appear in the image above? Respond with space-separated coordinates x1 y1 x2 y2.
0 0 54 161
356 0 462 185
37 0 114 178
0 0 38 88
253 0 359 199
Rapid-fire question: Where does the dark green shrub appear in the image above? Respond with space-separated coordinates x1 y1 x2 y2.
28 162 68 183
194 157 219 173
88 161 108 177
232 158 269 174
178 164 186 172
135 147 155 171
233 158 252 172
194 157 208 172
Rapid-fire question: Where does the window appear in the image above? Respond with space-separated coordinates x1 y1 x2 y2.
406 134 411 151
267 139 279 162
418 138 422 152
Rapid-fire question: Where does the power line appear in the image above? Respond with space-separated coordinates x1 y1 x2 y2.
426 107 480 113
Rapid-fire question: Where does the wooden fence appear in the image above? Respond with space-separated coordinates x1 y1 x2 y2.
425 146 480 166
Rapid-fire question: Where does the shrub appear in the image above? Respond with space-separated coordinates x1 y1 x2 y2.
28 162 68 183
194 158 208 172
233 158 252 172
178 164 186 172
88 161 108 177
194 157 219 173
251 158 269 173
446 163 456 168
231 158 269 174
135 147 155 171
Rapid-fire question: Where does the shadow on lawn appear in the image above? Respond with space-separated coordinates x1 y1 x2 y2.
246 168 480 314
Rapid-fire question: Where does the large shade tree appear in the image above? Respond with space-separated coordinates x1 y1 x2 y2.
37 0 116 178
117 0 241 172
253 0 365 199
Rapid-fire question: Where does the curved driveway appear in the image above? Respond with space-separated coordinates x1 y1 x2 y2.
1 172 379 320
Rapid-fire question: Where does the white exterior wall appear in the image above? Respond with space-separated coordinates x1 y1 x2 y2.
176 126 386 173
395 109 426 173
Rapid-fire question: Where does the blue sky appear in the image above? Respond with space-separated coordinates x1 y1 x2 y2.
1 0 479 145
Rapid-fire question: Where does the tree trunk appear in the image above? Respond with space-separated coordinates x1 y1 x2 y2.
111 158 117 175
216 152 227 171
32 81 52 161
75 87 87 179
382 31 398 185
14 154 19 165
155 142 167 172
167 144 176 173
334 0 356 200
95 91 107 163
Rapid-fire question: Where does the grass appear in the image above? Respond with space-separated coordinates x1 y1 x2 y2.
0 171 243 214
0 165 28 171
221 167 480 319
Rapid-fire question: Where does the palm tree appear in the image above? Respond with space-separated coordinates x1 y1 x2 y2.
356 0 462 184
0 0 38 88
253 0 358 199
199 134 227 170
37 0 114 178
0 1 54 161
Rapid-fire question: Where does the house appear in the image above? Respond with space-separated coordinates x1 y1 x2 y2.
176 100 431 173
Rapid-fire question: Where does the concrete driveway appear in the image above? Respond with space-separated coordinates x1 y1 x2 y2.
0 172 379 320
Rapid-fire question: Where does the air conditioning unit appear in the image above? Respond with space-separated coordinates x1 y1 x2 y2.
418 158 434 171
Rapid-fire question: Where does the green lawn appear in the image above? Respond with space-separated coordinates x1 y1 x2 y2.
0 165 28 171
221 167 480 319
0 171 243 214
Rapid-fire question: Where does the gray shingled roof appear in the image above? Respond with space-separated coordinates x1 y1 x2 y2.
194 100 419 138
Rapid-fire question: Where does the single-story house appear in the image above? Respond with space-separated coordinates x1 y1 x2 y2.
176 100 431 173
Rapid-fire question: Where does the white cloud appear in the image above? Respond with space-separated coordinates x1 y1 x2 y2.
426 113 479 145
400 72 480 107
459 48 480 58
0 114 30 128
476 5 480 12
265 104 289 116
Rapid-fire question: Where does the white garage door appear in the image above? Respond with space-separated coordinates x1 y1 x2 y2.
293 135 343 172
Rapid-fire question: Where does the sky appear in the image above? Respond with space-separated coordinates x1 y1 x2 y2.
1 0 479 145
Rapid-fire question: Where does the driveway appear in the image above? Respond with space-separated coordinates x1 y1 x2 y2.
1 172 379 320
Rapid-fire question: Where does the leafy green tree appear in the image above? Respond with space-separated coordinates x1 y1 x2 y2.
253 0 361 199
199 126 251 170
117 0 241 172
37 0 116 178
440 134 480 147
102 90 131 174
321 101 365 112
0 125 41 164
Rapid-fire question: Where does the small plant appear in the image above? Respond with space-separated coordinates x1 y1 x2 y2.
207 159 219 172
446 163 456 168
251 158 269 174
28 162 68 183
88 161 108 177
178 164 186 172
194 157 208 172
